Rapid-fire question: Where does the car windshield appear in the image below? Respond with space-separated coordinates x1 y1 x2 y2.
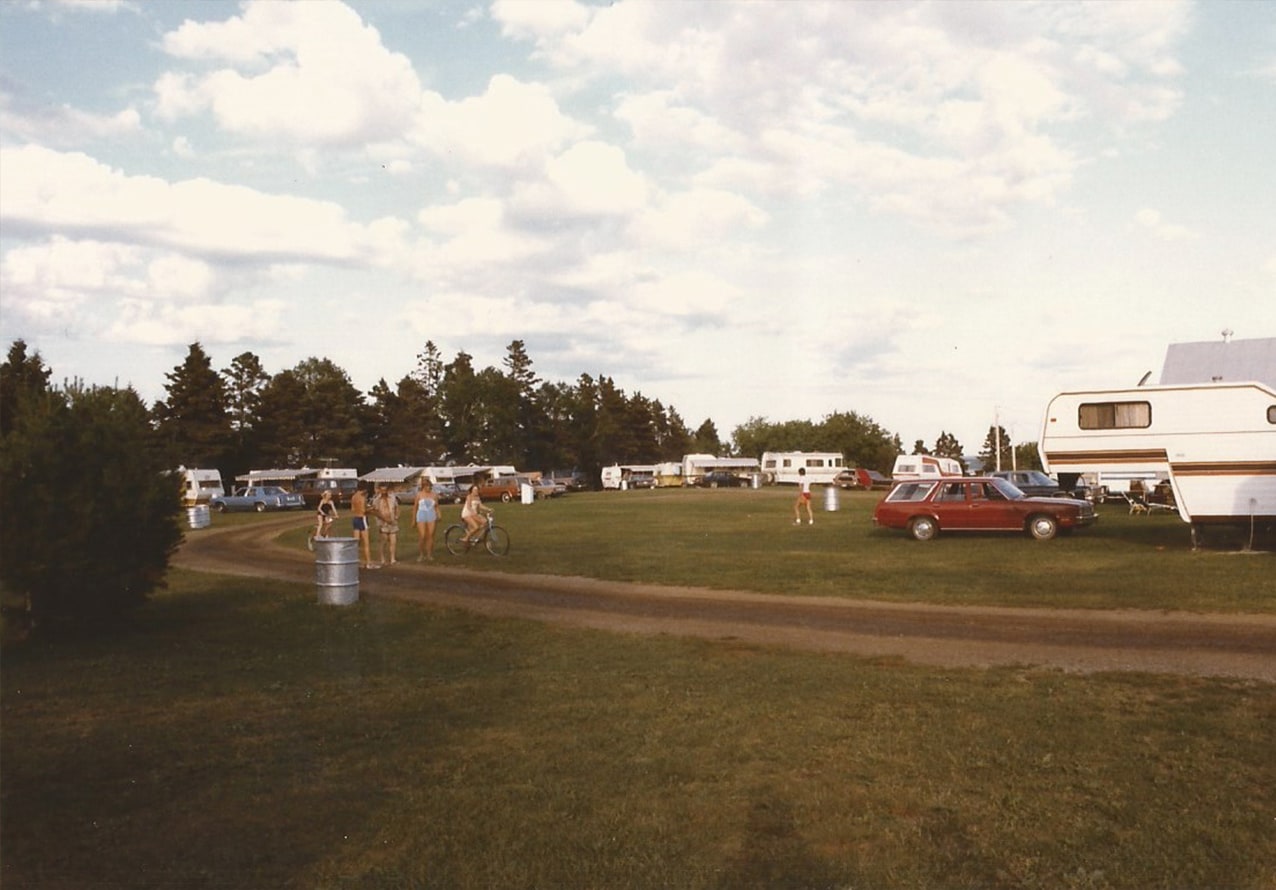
989 477 1026 499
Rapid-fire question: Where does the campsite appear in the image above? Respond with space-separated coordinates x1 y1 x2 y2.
3 487 1273 889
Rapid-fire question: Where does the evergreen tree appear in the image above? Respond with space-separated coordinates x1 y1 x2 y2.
0 367 181 628
979 425 1013 472
221 351 269 478
933 431 964 469
0 340 52 438
692 418 723 454
440 351 480 461
153 343 233 468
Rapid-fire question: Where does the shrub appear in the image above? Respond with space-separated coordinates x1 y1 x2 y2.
0 369 182 629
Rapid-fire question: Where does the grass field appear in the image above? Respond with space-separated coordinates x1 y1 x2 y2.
3 489 1273 888
288 487 1276 613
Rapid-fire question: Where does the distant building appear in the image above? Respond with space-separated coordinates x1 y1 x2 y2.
1159 336 1276 388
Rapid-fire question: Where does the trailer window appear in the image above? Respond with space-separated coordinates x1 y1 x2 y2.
1078 401 1151 430
1268 405 1276 424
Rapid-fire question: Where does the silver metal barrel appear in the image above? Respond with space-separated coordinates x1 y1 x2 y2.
186 504 211 529
823 485 840 511
314 537 359 605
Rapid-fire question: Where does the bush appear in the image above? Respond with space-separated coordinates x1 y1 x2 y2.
0 379 182 628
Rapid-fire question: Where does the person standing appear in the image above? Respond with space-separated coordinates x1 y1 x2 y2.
413 478 439 562
308 490 338 550
794 467 814 525
374 484 400 566
350 484 377 568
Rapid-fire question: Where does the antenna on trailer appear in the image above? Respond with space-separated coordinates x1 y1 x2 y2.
1221 328 1233 342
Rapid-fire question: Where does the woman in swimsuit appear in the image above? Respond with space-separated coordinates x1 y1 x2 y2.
460 483 492 545
413 478 439 562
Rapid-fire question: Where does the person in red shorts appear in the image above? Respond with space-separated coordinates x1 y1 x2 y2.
793 467 814 525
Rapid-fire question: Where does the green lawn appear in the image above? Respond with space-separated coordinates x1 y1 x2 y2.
2 569 1273 889
3 489 1273 888
287 488 1276 613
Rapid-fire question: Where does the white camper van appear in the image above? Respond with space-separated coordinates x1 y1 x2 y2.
760 452 845 485
178 468 225 506
891 454 962 480
1040 381 1276 534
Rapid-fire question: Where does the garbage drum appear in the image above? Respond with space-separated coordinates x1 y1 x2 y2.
751 473 761 490
315 537 359 606
521 482 535 504
186 504 211 529
823 485 840 512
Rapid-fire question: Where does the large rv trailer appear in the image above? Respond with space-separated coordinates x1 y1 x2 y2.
760 451 845 485
1040 381 1276 530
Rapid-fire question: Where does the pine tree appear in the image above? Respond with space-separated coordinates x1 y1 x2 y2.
153 343 232 468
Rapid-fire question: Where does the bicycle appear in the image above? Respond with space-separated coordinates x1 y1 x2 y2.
444 513 510 556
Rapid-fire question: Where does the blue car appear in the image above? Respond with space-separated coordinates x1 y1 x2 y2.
211 486 305 513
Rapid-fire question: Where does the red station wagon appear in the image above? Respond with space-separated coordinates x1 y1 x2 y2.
872 476 1097 542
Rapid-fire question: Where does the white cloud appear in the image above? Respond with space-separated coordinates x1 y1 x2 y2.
0 145 396 264
411 74 591 169
157 0 422 146
0 89 141 146
1135 208 1198 241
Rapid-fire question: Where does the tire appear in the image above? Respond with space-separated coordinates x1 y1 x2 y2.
1029 515 1058 541
501 492 513 503
444 525 468 555
909 516 938 542
254 502 266 513
485 525 510 556
215 502 227 513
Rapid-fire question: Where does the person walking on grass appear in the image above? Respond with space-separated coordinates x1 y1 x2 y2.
373 484 400 566
350 484 377 568
794 467 815 525
413 477 439 562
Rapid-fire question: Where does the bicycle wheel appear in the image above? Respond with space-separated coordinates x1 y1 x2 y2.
444 524 469 555
485 525 510 556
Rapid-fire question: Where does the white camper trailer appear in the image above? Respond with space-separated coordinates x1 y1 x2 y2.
178 468 224 505
1040 381 1276 534
760 452 845 485
891 454 962 480
680 454 761 486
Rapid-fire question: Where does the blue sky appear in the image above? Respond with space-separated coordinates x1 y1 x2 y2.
1 0 1272 455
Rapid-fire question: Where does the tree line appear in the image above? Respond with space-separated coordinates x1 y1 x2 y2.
149 339 970 484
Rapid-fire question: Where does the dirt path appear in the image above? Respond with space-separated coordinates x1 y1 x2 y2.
175 515 1276 682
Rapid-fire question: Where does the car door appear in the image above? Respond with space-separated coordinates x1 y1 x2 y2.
965 481 1018 530
932 481 978 529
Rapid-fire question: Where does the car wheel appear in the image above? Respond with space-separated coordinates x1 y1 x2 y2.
501 492 512 503
1029 515 1058 541
215 502 227 513
909 516 938 541
255 502 266 513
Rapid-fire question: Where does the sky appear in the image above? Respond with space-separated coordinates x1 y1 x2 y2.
1 0 1273 456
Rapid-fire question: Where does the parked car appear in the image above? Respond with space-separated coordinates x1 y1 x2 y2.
872 477 1097 541
835 468 892 490
990 470 1089 500
696 471 746 489
476 475 534 503
211 486 305 513
294 477 360 509
533 478 566 498
625 472 656 489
